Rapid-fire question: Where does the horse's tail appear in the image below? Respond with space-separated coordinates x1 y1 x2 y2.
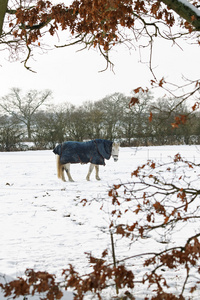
56 154 63 179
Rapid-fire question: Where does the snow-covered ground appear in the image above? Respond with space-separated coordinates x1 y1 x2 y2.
0 145 200 299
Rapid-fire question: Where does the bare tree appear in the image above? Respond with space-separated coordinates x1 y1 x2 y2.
95 93 128 140
80 101 105 140
0 88 52 139
33 102 73 148
0 114 24 151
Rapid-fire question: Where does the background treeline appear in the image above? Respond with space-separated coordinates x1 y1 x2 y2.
0 89 200 151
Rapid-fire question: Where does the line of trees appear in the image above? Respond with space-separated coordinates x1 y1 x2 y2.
0 88 200 151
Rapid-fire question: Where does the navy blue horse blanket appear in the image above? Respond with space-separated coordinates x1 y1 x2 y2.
53 139 113 166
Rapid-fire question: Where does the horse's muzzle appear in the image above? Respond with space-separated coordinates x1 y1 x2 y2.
113 156 118 162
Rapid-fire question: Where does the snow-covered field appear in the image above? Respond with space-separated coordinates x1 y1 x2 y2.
0 145 200 299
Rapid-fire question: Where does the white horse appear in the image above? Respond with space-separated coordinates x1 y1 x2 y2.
53 139 120 182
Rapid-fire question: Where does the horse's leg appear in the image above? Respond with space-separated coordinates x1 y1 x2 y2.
95 165 101 181
61 166 66 182
86 163 95 181
64 163 74 182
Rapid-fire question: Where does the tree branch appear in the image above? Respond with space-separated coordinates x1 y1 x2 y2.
161 0 200 30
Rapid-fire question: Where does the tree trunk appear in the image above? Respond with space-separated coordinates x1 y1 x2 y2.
27 121 32 139
0 0 8 36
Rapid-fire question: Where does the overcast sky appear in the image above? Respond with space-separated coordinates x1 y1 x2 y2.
0 35 200 107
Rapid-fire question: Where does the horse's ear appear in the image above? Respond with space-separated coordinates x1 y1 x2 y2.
96 139 112 159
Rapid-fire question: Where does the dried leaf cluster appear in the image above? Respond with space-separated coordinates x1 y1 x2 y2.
2 0 200 70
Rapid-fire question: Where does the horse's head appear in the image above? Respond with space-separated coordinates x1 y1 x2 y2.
111 142 120 162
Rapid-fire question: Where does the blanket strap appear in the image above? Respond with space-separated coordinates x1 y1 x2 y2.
77 155 83 164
